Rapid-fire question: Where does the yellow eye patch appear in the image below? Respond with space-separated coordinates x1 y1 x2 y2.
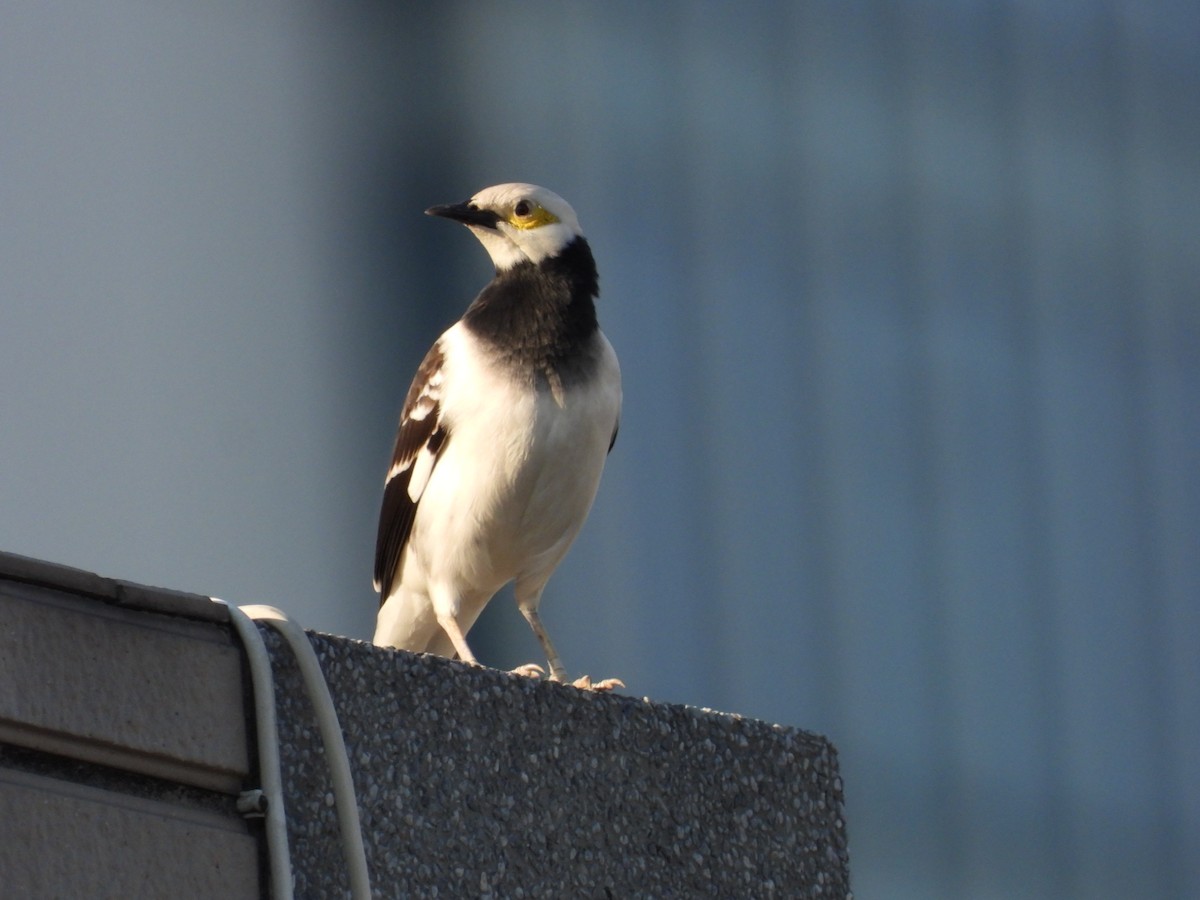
506 203 560 230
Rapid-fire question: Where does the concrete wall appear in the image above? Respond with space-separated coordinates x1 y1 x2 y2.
0 552 260 898
0 550 851 898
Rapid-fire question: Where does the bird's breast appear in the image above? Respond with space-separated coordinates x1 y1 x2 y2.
412 327 619 586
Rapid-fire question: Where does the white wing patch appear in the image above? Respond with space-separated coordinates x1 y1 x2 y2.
407 368 443 423
407 444 438 502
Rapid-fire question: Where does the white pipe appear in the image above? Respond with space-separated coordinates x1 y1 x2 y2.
241 605 373 900
214 599 294 900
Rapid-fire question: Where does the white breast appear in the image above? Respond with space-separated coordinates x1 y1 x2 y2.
401 322 621 627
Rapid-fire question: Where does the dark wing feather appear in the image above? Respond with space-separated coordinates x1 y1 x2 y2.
373 341 451 602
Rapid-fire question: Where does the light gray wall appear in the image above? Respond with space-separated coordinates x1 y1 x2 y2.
3 3 1196 897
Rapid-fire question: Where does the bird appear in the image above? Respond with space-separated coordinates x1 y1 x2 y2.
372 183 622 690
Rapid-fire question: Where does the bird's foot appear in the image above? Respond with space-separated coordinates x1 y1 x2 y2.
571 675 625 692
510 663 546 679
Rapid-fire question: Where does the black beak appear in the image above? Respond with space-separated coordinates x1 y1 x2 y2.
425 200 501 229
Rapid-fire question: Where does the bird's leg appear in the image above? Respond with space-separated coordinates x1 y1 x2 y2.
515 595 622 690
436 612 479 666
517 604 568 682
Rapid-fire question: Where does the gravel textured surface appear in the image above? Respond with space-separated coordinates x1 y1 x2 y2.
265 631 851 899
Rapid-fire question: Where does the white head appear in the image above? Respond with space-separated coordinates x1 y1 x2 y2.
426 183 584 271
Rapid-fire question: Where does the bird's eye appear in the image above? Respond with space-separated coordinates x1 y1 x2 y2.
514 199 533 217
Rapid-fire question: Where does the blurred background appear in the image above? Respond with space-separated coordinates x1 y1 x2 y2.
2 2 1196 897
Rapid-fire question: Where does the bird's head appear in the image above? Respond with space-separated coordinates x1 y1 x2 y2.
426 183 584 271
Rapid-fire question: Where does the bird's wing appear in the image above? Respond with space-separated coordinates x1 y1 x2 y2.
373 339 450 602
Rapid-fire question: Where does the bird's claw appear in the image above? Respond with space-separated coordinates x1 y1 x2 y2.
571 675 625 692
510 663 547 679
511 664 623 691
